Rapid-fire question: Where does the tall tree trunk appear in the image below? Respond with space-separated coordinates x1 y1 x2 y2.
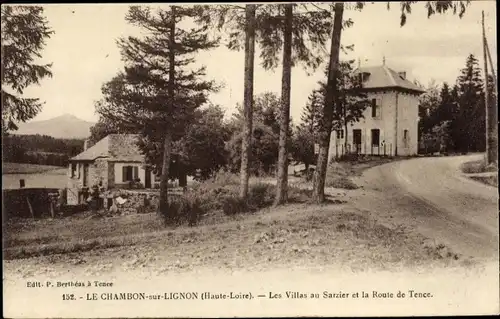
160 6 176 221
274 4 293 206
312 2 344 203
482 11 497 165
159 130 173 218
240 4 256 199
343 101 348 153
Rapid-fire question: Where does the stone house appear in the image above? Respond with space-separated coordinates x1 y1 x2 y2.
328 64 425 162
67 134 157 205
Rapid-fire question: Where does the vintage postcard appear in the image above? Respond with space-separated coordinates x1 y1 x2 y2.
2 1 499 318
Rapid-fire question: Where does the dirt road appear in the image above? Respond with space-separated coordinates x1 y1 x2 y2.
351 154 499 260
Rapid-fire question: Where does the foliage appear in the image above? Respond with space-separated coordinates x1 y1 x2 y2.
226 92 284 175
419 54 491 154
3 133 84 166
454 54 487 153
176 104 231 180
395 1 470 27
95 5 220 176
1 6 54 132
164 192 205 226
198 4 333 71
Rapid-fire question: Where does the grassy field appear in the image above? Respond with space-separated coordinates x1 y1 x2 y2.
469 175 498 187
2 163 67 189
461 159 497 174
4 156 475 279
326 156 397 189
3 202 468 273
461 159 498 187
3 162 66 174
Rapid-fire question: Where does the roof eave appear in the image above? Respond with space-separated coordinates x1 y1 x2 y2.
70 156 108 162
356 86 425 95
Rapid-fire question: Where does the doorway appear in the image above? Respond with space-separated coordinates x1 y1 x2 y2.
353 129 362 153
83 163 89 187
145 167 152 188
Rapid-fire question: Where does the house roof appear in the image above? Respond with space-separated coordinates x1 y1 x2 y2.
356 65 425 94
71 134 144 162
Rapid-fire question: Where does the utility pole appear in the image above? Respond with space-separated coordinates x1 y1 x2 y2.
482 11 497 165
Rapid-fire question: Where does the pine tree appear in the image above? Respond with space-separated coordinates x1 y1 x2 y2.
300 89 323 135
455 54 485 153
1 5 53 132
95 5 218 223
435 82 457 151
291 89 323 170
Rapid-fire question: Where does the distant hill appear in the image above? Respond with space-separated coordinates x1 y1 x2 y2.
14 114 95 139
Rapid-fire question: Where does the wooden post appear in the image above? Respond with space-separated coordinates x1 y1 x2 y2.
482 11 497 164
26 197 35 219
485 39 498 98
50 201 55 219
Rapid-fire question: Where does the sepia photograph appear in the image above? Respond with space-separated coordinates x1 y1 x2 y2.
2 1 499 317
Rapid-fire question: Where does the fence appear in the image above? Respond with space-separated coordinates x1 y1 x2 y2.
3 188 61 220
331 143 394 159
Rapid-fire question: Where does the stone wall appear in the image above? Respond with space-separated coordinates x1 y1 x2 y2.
91 159 108 188
102 189 160 215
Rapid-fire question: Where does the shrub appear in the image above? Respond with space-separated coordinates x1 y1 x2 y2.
327 176 359 190
211 169 240 186
161 192 206 226
248 183 274 209
338 153 360 162
288 186 312 203
222 196 248 216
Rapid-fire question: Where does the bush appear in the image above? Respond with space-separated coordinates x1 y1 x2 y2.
162 175 312 223
162 192 205 226
288 186 313 203
211 169 240 186
222 196 248 215
337 153 361 162
220 183 274 216
327 176 359 189
248 183 274 209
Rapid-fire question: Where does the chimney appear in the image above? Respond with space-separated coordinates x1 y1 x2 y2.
83 139 89 151
398 71 406 79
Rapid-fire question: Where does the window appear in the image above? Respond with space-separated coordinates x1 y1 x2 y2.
371 129 380 146
336 129 344 139
403 129 409 147
122 165 139 182
71 163 77 177
371 98 381 118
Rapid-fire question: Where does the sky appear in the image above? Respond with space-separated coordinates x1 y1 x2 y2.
20 1 498 124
